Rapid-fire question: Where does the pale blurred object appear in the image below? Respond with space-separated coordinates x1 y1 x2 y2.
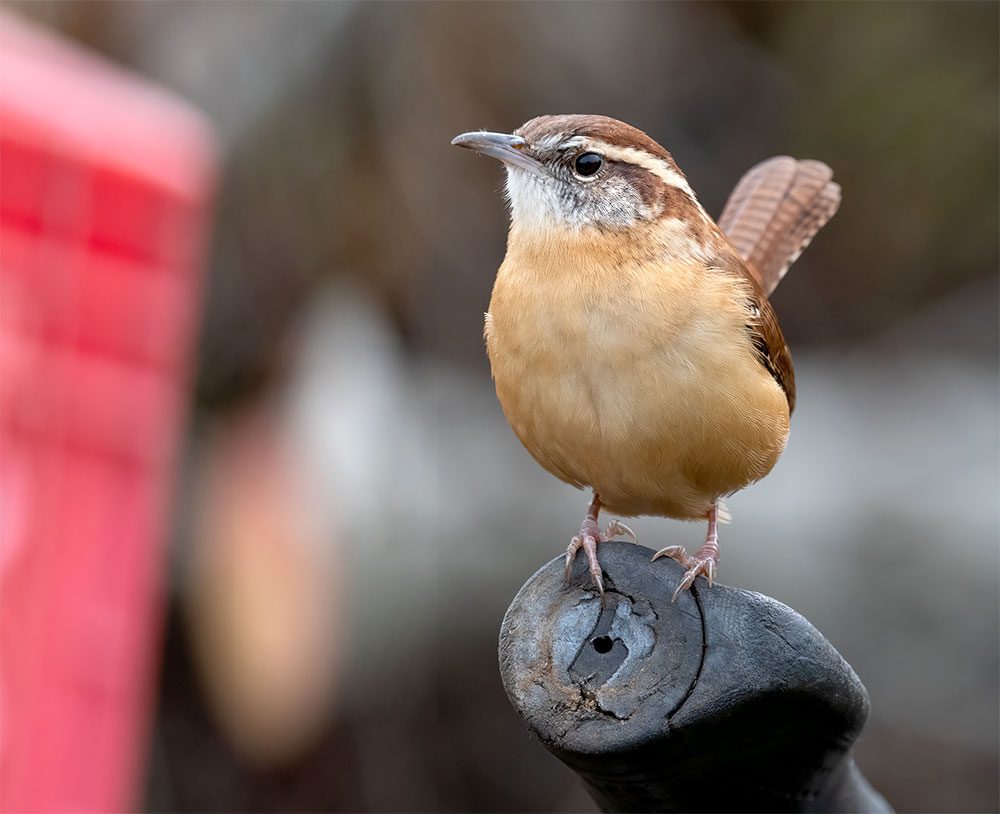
184 406 344 767
0 10 215 813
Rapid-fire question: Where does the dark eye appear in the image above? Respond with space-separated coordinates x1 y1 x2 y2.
574 152 603 177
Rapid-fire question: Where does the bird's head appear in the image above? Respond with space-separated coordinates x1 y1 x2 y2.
452 114 710 236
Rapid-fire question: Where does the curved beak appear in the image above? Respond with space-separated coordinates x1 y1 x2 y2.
451 131 543 175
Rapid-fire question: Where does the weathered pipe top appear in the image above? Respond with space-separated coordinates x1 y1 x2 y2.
498 542 892 813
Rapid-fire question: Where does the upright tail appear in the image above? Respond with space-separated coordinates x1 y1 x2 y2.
717 156 841 297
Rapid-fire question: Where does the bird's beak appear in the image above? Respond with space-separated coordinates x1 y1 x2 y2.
451 131 543 175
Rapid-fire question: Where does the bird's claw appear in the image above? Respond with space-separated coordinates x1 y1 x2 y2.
565 533 603 595
565 516 639 597
652 544 717 602
670 557 716 602
603 519 637 544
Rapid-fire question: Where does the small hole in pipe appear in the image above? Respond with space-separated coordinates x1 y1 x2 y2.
592 636 614 654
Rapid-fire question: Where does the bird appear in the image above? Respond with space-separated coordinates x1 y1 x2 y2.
451 115 840 601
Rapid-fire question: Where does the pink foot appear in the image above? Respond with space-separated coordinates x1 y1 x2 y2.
652 503 721 602
652 545 718 601
564 496 636 596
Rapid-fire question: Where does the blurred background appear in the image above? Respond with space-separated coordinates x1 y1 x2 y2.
1 2 997 812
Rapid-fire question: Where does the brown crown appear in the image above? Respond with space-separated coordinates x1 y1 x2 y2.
514 114 676 167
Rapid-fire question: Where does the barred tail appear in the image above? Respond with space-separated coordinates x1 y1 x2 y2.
718 156 841 297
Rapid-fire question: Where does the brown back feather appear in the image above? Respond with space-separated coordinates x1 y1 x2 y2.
710 250 797 414
718 156 841 297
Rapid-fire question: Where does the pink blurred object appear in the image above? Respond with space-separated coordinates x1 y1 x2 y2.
0 12 216 813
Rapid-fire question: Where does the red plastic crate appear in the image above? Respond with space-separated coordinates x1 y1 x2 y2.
0 12 216 813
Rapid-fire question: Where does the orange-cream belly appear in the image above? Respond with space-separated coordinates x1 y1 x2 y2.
485 253 790 520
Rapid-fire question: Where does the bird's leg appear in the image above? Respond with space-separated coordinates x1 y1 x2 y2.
652 502 721 602
564 493 637 596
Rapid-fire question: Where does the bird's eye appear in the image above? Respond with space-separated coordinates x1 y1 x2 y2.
574 152 603 177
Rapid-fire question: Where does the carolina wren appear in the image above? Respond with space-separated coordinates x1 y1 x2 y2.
452 115 840 600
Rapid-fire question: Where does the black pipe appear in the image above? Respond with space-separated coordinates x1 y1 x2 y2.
498 541 892 813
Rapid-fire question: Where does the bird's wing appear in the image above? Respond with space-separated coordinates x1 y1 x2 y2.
717 156 841 297
752 291 796 414
710 249 796 414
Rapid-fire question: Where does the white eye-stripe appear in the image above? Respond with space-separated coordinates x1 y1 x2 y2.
558 139 709 218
